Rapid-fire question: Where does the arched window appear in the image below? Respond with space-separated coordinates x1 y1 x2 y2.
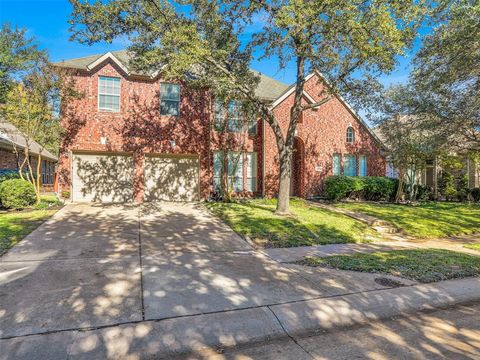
346 127 355 143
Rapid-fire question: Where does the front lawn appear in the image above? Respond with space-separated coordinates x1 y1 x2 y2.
206 198 383 248
299 249 480 283
335 202 480 239
0 195 62 256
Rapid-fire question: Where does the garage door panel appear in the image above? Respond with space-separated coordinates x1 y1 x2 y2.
144 156 199 202
72 154 134 203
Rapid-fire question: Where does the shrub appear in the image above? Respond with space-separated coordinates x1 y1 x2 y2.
362 177 397 201
0 179 37 209
324 176 396 201
61 190 70 199
324 176 358 200
439 172 456 201
470 188 480 202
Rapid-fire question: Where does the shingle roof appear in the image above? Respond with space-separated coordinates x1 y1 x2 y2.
53 50 289 101
0 120 58 161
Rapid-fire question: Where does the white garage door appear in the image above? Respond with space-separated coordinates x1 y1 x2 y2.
144 155 199 202
72 153 134 203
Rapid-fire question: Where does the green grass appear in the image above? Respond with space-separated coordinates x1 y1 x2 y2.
0 195 61 256
206 198 383 248
335 202 480 239
464 243 480 251
299 249 480 283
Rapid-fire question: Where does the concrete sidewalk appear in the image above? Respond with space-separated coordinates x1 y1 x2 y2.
2 277 479 360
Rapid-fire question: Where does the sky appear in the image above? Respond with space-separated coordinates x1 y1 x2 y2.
1 0 422 114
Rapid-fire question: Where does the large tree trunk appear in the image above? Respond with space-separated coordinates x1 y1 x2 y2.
276 149 292 215
275 55 306 215
35 153 42 203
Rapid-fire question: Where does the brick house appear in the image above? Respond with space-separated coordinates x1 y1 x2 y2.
0 120 57 187
55 50 385 203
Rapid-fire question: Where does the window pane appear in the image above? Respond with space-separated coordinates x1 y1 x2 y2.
161 83 180 100
228 152 243 192
247 153 257 192
344 155 356 176
213 151 224 192
346 127 355 143
98 77 120 111
333 154 341 175
359 155 367 177
214 99 226 130
160 100 179 116
228 100 242 132
248 120 257 135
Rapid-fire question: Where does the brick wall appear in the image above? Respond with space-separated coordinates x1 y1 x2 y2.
264 73 385 198
0 148 18 170
58 60 257 201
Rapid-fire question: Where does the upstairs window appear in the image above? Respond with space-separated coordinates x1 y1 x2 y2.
228 100 243 132
214 99 227 131
98 76 120 112
332 154 341 176
346 126 355 143
160 83 180 116
344 155 357 176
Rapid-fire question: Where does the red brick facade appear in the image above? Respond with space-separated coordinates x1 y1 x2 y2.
0 148 18 170
265 74 385 197
59 60 385 201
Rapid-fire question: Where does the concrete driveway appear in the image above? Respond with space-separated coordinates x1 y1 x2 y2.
0 202 412 339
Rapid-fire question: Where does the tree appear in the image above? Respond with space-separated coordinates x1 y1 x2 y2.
412 0 480 151
0 27 79 201
69 0 429 214
0 24 45 104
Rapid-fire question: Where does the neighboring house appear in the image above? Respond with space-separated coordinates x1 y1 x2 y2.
374 116 479 195
55 50 385 203
0 120 57 187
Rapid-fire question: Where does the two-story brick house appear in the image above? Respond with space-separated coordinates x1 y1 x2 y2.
55 50 385 203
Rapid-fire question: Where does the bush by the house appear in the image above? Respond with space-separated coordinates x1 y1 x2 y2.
439 172 457 201
0 179 37 209
324 176 396 201
362 177 397 201
61 190 70 199
470 188 480 202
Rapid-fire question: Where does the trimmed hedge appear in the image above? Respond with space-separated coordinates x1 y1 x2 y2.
0 179 37 209
324 176 397 201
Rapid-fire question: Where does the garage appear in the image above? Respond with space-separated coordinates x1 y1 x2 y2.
144 155 199 202
72 153 134 203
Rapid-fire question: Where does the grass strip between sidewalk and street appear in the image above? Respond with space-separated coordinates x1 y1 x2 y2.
298 249 480 283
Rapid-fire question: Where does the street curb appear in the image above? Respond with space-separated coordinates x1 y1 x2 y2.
2 277 480 359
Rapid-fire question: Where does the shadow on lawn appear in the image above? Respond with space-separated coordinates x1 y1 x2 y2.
212 201 373 247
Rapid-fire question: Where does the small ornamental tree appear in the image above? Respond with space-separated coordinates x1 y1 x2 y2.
0 26 79 202
70 0 429 214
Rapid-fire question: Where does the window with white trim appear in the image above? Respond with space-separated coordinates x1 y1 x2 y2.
213 151 224 192
344 155 357 176
214 99 226 131
228 100 243 132
346 126 355 143
246 152 257 192
333 154 341 176
228 151 243 192
98 76 120 112
359 155 367 177
160 83 180 116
